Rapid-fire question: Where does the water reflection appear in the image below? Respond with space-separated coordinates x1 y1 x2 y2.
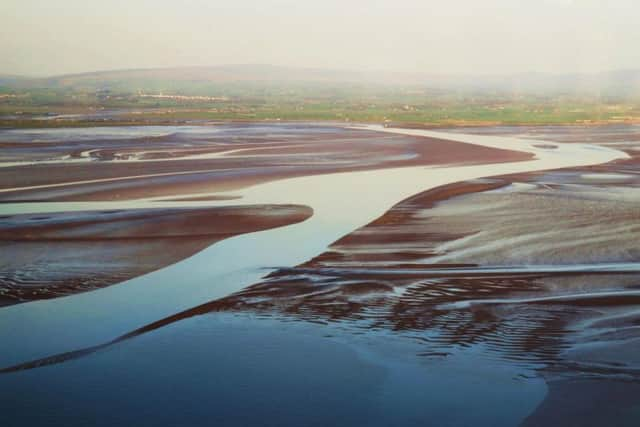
1 124 639 426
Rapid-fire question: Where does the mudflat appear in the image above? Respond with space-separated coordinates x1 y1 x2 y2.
0 124 531 202
0 204 311 305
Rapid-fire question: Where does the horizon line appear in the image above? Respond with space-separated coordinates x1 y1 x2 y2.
4 63 640 80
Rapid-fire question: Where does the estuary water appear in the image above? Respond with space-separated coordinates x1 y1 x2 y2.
0 125 630 426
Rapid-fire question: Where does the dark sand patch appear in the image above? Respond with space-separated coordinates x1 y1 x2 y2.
522 379 640 427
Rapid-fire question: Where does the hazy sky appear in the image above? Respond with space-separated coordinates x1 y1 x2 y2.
2 0 639 76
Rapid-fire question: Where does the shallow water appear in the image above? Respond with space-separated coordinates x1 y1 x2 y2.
0 313 547 427
0 124 636 426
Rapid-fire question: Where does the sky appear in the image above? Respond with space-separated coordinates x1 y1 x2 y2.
1 0 639 76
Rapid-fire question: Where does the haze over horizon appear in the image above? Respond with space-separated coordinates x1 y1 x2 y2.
2 0 639 77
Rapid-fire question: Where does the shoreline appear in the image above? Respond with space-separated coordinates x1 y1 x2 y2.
0 204 312 306
0 124 532 204
0 124 627 367
3 117 640 130
0 122 635 426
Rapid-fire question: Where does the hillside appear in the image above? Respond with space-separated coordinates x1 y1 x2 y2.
3 65 640 98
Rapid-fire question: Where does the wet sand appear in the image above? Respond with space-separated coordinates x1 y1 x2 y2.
3 126 638 375
0 123 636 426
0 123 534 305
0 204 311 305
0 124 531 201
522 379 640 427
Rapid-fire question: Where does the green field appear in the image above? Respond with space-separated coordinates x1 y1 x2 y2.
2 81 639 128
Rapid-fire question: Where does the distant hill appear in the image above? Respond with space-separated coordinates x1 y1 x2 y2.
8 65 370 90
0 74 32 87
3 65 640 98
